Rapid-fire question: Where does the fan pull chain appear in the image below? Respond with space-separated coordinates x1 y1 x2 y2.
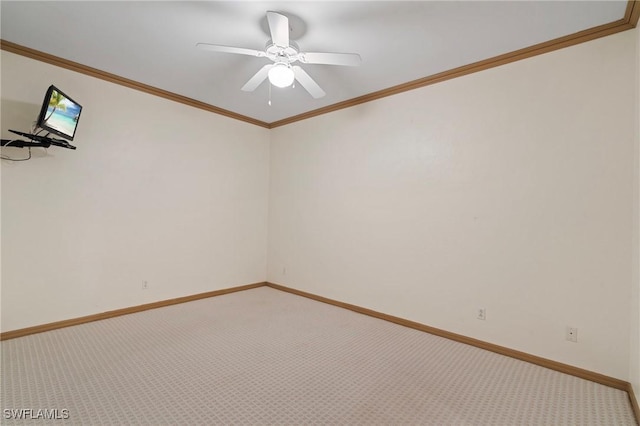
268 83 272 106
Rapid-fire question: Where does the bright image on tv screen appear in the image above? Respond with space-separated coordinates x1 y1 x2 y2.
43 90 81 138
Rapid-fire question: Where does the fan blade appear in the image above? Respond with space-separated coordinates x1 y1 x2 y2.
292 66 325 99
241 64 273 92
196 43 265 57
266 11 289 48
299 52 362 66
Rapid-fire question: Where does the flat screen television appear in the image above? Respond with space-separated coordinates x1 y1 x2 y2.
36 85 82 141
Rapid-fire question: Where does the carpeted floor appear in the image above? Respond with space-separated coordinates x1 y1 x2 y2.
1 286 637 425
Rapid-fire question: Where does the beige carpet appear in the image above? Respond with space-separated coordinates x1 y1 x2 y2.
1 286 636 425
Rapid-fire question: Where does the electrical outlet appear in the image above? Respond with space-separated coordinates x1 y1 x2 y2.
566 327 578 343
477 308 486 320
142 280 148 290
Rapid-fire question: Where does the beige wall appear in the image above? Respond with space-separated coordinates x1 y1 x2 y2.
1 51 270 331
268 30 637 380
631 25 640 409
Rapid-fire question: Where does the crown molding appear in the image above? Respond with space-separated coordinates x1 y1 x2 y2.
0 40 270 129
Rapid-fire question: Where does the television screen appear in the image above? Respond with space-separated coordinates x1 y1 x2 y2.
36 85 82 141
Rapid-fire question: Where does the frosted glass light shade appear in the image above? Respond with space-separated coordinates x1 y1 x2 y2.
268 64 295 88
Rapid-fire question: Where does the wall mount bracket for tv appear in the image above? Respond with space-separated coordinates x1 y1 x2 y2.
0 129 76 150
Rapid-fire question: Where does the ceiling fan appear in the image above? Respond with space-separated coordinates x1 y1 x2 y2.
196 11 362 99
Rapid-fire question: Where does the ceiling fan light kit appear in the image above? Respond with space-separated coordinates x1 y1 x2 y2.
268 64 295 88
197 11 361 99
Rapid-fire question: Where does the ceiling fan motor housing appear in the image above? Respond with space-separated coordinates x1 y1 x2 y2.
266 40 300 64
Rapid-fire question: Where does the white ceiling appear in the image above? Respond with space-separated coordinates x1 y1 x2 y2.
0 1 629 125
